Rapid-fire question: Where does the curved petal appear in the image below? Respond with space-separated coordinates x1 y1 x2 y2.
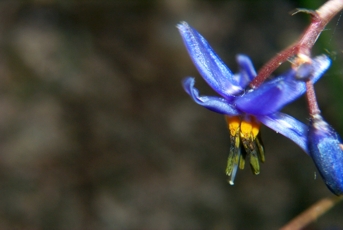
257 112 308 153
232 54 257 88
235 55 331 115
177 22 243 98
183 77 240 115
236 70 295 115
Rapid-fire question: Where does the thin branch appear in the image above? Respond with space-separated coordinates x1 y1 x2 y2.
280 195 343 230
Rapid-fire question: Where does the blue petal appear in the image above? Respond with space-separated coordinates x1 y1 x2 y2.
177 22 243 98
301 55 331 83
232 54 257 88
257 112 308 153
308 115 343 195
235 55 331 115
236 70 296 115
182 77 240 115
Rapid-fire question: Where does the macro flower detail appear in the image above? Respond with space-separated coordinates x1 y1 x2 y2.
177 21 331 184
297 55 343 196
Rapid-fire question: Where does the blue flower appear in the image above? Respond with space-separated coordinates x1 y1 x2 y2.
308 115 343 195
177 21 331 184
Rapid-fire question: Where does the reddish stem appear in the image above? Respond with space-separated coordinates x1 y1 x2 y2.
297 11 325 57
249 46 297 89
305 80 320 116
249 0 343 89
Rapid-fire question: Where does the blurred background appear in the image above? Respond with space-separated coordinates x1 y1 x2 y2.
0 0 342 229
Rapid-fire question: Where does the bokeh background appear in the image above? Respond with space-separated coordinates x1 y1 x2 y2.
0 0 342 229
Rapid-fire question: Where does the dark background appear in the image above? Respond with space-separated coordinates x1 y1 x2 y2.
0 0 342 229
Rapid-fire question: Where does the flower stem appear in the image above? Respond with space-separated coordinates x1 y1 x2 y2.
249 0 343 89
280 195 343 230
306 80 321 116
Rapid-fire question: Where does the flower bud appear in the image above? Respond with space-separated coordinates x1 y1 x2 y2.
308 114 343 195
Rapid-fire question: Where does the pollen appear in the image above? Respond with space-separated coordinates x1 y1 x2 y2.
225 115 265 185
226 116 240 136
240 119 253 139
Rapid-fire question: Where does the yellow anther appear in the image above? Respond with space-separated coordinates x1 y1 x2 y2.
240 119 253 139
225 115 240 136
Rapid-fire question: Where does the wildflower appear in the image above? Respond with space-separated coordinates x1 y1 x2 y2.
177 21 330 184
308 114 343 195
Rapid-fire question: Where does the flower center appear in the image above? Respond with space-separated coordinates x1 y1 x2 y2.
225 115 265 185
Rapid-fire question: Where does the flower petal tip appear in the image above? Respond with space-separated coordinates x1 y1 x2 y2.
178 21 244 98
176 21 189 31
181 77 240 116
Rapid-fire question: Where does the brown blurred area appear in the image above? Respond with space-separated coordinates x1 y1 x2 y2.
0 0 342 229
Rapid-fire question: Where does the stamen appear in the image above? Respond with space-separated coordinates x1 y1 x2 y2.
240 116 263 175
227 115 241 173
239 152 246 169
255 134 265 162
241 134 260 175
225 115 265 183
249 149 260 175
240 117 253 139
226 131 240 176
225 116 241 178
